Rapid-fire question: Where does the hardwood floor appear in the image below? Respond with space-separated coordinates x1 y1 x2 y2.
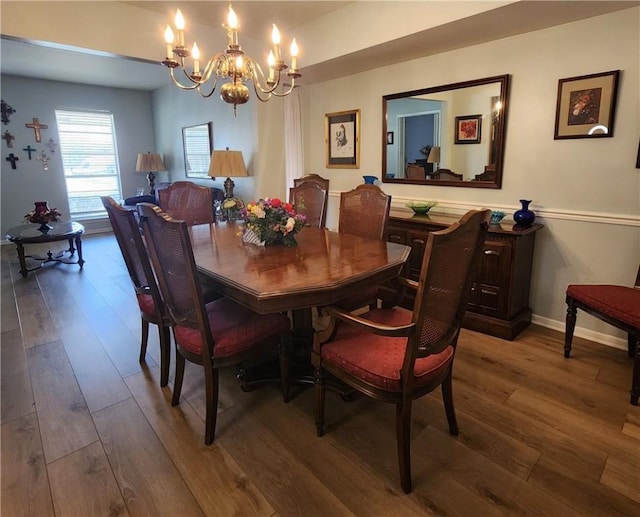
2 233 639 516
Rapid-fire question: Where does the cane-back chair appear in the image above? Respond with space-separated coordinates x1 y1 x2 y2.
312 209 491 493
101 196 171 386
138 203 291 445
564 264 640 405
157 181 215 226
289 182 328 229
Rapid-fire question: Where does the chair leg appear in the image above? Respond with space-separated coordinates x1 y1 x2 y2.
628 334 637 359
158 324 171 387
314 366 326 437
204 368 220 446
172 349 185 406
139 317 149 363
279 334 290 403
631 343 640 406
442 370 459 436
564 300 577 358
396 401 413 494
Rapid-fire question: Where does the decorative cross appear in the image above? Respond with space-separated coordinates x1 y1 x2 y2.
5 153 19 169
23 145 36 159
1 100 15 126
45 138 57 153
36 150 50 171
25 118 48 142
2 130 15 147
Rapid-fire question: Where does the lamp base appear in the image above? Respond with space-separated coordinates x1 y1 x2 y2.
147 171 156 195
223 177 235 199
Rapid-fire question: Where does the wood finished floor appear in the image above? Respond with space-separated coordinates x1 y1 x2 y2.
1 233 639 516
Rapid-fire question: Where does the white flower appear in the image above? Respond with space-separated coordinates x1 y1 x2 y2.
285 217 295 232
253 206 266 218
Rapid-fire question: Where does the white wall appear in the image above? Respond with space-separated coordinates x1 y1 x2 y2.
302 8 640 346
0 75 156 233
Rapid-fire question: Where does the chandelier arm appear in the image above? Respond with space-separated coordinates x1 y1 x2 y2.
268 79 297 97
169 68 202 91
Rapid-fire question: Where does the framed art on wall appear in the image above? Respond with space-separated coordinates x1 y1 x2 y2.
454 115 482 144
325 109 360 168
554 70 619 139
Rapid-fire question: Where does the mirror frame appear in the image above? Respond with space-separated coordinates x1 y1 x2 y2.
182 122 213 178
382 74 510 189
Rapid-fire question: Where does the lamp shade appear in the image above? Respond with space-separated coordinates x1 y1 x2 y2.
427 146 441 163
136 152 165 172
208 150 247 179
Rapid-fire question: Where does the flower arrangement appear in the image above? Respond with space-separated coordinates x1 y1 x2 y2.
24 202 62 225
241 197 306 246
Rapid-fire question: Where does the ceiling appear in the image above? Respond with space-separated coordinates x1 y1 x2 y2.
1 1 638 90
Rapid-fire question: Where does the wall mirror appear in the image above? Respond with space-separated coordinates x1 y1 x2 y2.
382 74 509 189
183 122 213 178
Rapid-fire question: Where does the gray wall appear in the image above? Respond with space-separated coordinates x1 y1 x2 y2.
0 75 156 233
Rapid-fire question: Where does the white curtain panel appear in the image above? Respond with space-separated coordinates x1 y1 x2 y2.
284 87 304 190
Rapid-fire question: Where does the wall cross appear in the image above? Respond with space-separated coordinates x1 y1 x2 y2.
5 153 19 169
2 130 15 147
23 145 36 159
25 118 48 142
1 100 16 126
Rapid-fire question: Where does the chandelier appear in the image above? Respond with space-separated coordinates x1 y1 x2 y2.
161 2 301 114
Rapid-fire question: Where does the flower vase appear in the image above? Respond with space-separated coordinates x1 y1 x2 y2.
514 199 536 227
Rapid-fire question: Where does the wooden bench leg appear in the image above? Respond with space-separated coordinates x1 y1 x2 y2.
632 339 640 406
564 299 577 359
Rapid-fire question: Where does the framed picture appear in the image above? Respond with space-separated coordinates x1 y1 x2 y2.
386 131 394 145
182 122 213 178
554 70 619 139
454 115 482 144
325 109 360 168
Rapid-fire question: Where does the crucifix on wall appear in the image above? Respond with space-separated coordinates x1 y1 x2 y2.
25 117 48 142
1 100 15 126
5 153 19 169
2 130 15 147
23 145 36 159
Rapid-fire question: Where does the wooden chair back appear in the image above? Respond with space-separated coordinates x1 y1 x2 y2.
157 181 214 226
431 168 464 181
338 184 391 241
294 173 329 192
406 164 425 180
289 182 328 228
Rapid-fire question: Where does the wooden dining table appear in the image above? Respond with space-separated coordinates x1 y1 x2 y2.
189 222 411 346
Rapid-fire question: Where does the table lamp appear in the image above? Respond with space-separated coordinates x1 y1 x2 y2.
427 146 441 171
136 152 165 195
208 148 248 199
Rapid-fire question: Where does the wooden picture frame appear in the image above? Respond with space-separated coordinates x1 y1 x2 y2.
386 131 394 145
454 115 482 144
554 70 619 139
325 109 360 168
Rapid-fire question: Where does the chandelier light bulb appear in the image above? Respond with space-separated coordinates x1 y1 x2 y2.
290 38 298 69
267 51 275 80
174 9 185 47
192 42 200 74
164 25 174 58
228 7 239 29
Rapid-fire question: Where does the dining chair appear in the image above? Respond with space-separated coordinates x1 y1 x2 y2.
313 209 491 493
101 196 171 387
332 183 392 313
137 203 292 445
157 181 215 225
564 264 640 405
294 173 330 191
289 182 328 228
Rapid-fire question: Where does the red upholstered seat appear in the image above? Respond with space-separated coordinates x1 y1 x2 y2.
566 285 640 329
136 293 156 317
564 265 640 406
312 209 491 493
321 308 453 391
174 298 291 357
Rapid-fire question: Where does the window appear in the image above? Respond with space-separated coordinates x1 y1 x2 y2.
55 109 122 218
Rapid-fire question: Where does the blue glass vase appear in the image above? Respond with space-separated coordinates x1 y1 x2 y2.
514 199 535 226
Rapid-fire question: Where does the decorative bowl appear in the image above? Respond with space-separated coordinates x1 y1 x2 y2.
363 175 378 184
490 210 506 225
406 201 437 215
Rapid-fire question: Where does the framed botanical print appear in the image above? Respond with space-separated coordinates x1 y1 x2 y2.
454 115 482 144
554 70 619 139
325 109 360 168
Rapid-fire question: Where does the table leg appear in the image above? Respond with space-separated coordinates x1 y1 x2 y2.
74 235 85 269
15 242 28 277
67 237 76 256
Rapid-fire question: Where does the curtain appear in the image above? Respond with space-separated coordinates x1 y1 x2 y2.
284 87 303 190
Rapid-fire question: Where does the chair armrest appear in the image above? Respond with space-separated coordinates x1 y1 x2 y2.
322 305 414 337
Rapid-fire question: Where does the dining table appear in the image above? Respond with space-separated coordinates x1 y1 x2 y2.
189 222 410 386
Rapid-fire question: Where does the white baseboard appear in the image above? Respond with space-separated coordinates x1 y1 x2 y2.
531 314 628 351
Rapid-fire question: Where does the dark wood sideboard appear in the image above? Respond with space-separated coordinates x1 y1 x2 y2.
386 210 543 340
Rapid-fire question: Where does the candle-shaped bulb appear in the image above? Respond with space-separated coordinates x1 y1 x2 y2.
271 24 281 61
175 9 185 30
235 55 244 72
228 6 238 29
290 38 298 69
164 25 174 58
267 50 275 80
192 42 200 73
